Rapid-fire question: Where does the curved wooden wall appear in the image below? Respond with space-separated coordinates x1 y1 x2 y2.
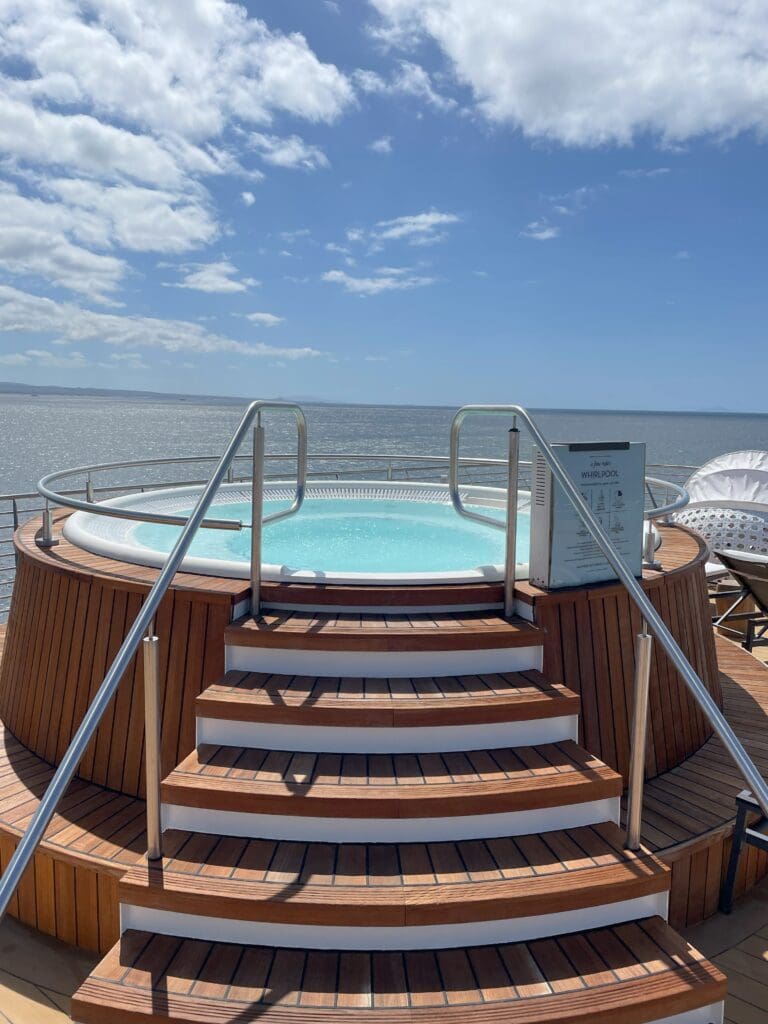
532 532 720 782
0 518 719 800
0 518 242 799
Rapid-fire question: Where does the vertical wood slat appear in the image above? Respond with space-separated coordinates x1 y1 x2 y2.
538 571 719 782
1 551 232 799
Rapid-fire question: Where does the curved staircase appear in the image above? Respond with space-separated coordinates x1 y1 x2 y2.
71 604 726 1024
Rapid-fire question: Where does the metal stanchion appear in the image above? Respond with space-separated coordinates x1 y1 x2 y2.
143 634 162 861
626 628 653 849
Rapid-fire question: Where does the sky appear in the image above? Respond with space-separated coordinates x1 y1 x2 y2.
0 0 766 411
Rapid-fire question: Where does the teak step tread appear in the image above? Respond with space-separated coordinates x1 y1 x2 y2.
196 669 579 727
225 611 544 652
0 724 144 874
119 822 669 926
162 741 623 818
72 918 726 1024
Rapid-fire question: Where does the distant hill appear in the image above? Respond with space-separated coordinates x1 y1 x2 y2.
0 381 322 405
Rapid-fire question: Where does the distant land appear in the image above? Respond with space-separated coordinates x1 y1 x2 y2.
0 380 322 406
0 380 753 416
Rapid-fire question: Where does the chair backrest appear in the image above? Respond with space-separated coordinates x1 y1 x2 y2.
672 451 768 564
684 450 768 507
673 505 768 558
715 550 768 615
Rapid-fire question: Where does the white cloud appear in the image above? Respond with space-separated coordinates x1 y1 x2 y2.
0 347 91 369
620 167 672 179
355 60 456 112
245 312 284 327
547 185 604 216
242 191 256 206
374 209 460 245
2 3 354 142
280 228 311 242
0 2 354 305
368 0 768 145
369 135 393 154
675 249 691 260
324 1 341 12
109 351 149 369
322 267 436 295
0 183 126 302
250 133 329 171
0 284 324 359
520 220 560 241
0 94 188 188
173 260 259 293
342 209 460 251
43 178 218 253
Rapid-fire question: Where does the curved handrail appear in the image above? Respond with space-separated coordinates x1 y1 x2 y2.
448 405 768 830
32 453 689 536
0 400 307 921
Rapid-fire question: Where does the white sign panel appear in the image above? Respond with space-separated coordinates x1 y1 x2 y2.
529 441 646 589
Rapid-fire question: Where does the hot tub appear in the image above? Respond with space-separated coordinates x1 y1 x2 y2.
62 480 532 585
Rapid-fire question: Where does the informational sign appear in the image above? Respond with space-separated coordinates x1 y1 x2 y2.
529 441 646 589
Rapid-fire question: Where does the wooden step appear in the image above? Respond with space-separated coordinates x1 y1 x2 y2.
258 579 505 610
160 741 623 842
225 611 544 653
118 822 669 949
197 669 578 728
71 918 726 1024
194 670 580 753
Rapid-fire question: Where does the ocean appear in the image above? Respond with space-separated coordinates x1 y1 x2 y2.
1 393 767 496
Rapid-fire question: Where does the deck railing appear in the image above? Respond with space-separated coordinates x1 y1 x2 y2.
0 453 690 624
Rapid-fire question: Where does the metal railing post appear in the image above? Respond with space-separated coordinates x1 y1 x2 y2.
85 475 95 504
504 425 519 619
250 416 265 618
643 523 661 571
626 628 653 849
142 634 162 860
38 500 57 548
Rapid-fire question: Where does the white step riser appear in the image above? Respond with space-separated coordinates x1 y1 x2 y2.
120 890 668 951
654 1007 723 1024
234 600 533 620
74 999 723 1024
161 795 620 843
225 644 543 678
196 714 579 754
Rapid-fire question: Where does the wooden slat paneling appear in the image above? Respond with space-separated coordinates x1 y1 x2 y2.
0 543 236 799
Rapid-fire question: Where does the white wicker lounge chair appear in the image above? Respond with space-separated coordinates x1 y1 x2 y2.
672 450 768 578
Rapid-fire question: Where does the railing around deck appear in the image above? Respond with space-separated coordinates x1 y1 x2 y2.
0 452 691 624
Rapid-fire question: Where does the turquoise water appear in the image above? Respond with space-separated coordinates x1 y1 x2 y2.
133 498 531 575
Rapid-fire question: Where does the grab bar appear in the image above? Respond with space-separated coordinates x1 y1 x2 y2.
0 400 307 921
448 404 768 846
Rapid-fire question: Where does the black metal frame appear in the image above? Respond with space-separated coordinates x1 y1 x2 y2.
720 789 768 913
712 585 768 652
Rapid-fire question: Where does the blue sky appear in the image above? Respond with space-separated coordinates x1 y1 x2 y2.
0 0 766 410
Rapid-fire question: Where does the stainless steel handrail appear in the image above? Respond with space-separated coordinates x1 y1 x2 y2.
448 405 768 838
28 454 689 528
0 400 307 921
